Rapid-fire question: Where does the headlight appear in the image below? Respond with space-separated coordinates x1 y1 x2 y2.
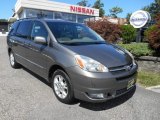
75 55 109 72
125 50 136 66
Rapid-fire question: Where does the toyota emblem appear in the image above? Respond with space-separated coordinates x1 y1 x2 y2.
125 66 131 71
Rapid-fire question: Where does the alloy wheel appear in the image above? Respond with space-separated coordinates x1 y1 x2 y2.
54 75 68 99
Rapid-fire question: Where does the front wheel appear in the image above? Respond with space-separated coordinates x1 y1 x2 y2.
51 69 75 104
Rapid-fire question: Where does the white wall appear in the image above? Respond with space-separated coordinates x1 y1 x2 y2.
15 0 99 17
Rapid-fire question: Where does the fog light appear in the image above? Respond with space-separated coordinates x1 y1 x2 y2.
89 93 104 99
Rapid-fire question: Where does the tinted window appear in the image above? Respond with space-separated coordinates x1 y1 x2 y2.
31 21 48 40
9 22 19 36
16 21 32 38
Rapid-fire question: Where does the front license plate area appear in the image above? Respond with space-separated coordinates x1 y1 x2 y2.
127 79 135 90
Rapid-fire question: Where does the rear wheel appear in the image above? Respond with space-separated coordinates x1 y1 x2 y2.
51 69 74 104
9 51 20 68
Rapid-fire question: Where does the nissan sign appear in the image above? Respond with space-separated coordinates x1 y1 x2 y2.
130 10 151 28
70 6 95 15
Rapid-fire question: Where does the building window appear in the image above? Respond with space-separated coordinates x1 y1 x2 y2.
22 8 95 23
77 15 94 23
26 9 39 18
19 10 24 18
41 11 53 19
26 9 53 19
54 12 76 22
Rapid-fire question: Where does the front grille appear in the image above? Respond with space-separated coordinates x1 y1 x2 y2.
109 63 133 72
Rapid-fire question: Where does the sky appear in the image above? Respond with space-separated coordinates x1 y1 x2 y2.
0 0 155 19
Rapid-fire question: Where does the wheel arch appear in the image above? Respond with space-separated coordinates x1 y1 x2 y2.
8 48 12 55
48 64 70 83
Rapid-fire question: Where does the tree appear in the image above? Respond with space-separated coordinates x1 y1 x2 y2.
93 0 105 17
142 5 150 12
0 19 8 22
77 0 90 7
144 13 160 52
109 6 123 18
121 25 137 44
142 0 160 18
87 19 121 43
126 13 132 23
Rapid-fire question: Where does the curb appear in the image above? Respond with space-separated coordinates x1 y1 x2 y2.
135 56 160 62
146 85 160 90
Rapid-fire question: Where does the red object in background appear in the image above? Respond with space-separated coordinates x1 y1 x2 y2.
70 6 94 15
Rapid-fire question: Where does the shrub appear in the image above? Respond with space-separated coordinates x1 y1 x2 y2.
144 13 160 52
144 25 157 40
118 43 153 57
145 24 160 51
120 25 137 44
87 19 121 43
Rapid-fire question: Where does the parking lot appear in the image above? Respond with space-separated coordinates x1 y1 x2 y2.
0 36 160 120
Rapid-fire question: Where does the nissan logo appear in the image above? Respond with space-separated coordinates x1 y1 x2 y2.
130 10 151 28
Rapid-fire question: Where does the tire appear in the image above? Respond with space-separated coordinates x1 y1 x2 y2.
51 69 75 104
9 51 20 68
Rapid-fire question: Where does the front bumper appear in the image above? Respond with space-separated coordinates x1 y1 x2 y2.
66 64 138 103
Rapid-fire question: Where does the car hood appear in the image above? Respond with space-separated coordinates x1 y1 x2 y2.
62 43 132 68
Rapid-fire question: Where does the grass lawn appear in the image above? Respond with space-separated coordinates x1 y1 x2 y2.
137 71 160 87
118 43 153 57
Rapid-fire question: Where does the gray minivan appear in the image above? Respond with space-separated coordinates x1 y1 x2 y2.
7 18 138 104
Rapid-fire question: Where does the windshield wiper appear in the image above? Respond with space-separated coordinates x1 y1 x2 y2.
59 41 106 46
90 41 106 44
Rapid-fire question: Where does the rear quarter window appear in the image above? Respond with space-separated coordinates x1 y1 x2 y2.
9 22 19 36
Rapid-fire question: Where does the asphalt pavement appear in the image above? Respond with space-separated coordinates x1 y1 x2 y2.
0 36 160 120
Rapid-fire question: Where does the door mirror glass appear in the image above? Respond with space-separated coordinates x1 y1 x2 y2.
34 36 47 45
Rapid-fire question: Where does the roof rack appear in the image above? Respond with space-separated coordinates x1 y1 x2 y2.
17 17 41 21
15 17 78 23
17 17 69 21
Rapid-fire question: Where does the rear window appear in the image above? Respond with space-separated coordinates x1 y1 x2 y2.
16 21 32 38
9 22 19 36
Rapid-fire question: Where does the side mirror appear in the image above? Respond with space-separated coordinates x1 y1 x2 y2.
34 36 47 45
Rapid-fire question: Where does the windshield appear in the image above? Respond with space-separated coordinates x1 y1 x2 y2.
47 22 105 45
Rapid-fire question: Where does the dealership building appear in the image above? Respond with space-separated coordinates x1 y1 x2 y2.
10 0 99 23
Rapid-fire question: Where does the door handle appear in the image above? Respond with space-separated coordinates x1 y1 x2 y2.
24 42 31 46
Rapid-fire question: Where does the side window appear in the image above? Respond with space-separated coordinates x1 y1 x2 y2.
16 21 32 38
31 21 48 40
9 22 19 36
